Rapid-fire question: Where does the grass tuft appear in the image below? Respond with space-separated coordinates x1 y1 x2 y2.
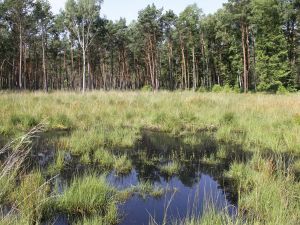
58 174 116 216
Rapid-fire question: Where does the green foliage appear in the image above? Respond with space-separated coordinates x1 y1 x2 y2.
294 112 300 123
114 155 132 175
94 149 114 170
197 86 207 92
223 84 232 93
212 85 222 93
159 161 181 176
47 150 66 175
0 0 299 92
132 181 164 199
10 171 50 223
233 84 241 93
141 85 153 92
220 112 235 125
10 114 39 129
1 91 300 225
49 114 73 130
58 174 116 215
277 85 288 95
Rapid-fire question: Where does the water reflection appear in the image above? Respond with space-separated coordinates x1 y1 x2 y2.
108 130 238 225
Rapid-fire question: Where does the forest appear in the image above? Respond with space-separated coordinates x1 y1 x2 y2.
0 0 299 93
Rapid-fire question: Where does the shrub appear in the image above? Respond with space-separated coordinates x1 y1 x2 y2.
276 85 288 95
212 85 222 93
233 84 241 93
141 85 152 92
223 84 232 93
197 86 207 93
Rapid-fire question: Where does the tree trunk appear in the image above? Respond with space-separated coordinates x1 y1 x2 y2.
42 33 48 92
241 23 248 93
70 41 74 89
192 46 196 91
19 24 22 89
82 49 86 93
180 34 186 89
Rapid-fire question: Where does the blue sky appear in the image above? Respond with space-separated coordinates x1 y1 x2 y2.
49 0 227 22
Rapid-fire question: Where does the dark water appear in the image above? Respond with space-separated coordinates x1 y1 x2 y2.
107 130 238 225
108 171 236 225
5 130 240 225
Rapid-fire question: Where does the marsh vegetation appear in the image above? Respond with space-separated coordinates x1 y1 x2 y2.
0 91 299 225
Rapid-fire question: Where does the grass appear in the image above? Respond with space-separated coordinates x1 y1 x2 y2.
94 148 115 170
0 92 299 155
10 171 50 223
132 181 165 199
0 91 299 224
58 174 117 216
159 161 181 176
47 150 66 175
113 155 133 175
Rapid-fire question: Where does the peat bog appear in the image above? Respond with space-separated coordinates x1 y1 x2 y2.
30 130 241 225
0 92 299 225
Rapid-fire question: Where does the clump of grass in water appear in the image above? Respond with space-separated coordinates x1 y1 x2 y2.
47 150 66 176
58 174 117 216
159 161 181 176
132 181 165 199
94 148 114 170
74 202 118 225
114 155 132 175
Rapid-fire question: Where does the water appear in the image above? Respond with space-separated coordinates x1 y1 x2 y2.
21 130 240 225
107 130 238 225
109 171 236 225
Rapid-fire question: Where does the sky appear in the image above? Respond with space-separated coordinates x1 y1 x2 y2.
49 0 227 22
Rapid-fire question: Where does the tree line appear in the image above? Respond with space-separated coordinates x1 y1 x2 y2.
0 0 299 93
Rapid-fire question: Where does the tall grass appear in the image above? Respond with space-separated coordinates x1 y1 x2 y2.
58 174 117 217
0 124 46 203
0 91 299 224
0 124 51 224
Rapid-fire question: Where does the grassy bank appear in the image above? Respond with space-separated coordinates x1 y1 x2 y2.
0 91 299 224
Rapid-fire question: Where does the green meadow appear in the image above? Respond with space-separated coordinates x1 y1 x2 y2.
0 91 300 225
